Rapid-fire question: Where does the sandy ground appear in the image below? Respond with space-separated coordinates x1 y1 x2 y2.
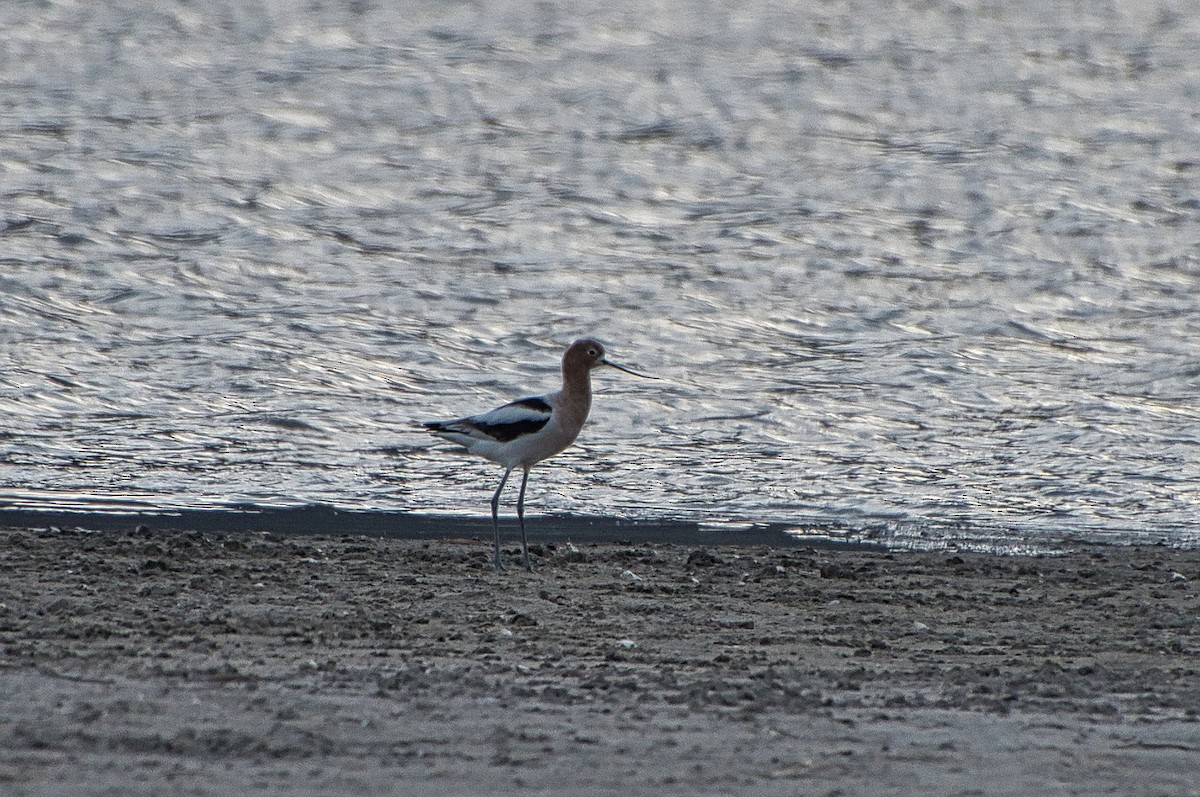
1 526 1198 796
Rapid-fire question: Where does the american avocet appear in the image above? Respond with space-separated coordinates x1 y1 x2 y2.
423 338 655 571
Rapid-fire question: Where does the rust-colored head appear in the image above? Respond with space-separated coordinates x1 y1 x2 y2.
562 338 656 379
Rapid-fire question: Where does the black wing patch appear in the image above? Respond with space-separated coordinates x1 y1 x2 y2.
473 397 552 442
424 397 553 444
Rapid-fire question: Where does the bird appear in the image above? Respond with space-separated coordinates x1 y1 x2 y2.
422 338 655 571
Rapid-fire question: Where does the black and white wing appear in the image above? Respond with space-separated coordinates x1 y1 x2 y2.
424 396 552 445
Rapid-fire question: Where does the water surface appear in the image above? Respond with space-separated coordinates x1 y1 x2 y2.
2 1 1199 550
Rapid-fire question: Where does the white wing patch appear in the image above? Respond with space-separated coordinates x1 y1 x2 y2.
425 396 552 444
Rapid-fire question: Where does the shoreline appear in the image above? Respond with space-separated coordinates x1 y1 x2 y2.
3 506 1194 555
2 526 1197 795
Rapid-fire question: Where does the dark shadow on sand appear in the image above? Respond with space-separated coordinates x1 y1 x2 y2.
0 505 885 550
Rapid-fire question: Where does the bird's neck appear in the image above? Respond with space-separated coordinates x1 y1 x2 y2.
560 367 593 418
562 365 592 394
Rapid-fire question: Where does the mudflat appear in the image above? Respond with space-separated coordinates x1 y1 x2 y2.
1 526 1197 796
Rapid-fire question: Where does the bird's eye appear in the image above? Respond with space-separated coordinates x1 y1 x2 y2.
587 348 598 357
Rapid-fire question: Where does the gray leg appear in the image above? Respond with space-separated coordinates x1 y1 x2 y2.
517 466 532 571
490 468 512 571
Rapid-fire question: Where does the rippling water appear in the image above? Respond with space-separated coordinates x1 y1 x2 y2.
2 1 1199 550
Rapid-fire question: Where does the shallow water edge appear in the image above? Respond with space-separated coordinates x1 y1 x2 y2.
3 504 1190 555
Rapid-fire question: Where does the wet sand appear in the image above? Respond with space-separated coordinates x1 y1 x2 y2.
1 526 1197 796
